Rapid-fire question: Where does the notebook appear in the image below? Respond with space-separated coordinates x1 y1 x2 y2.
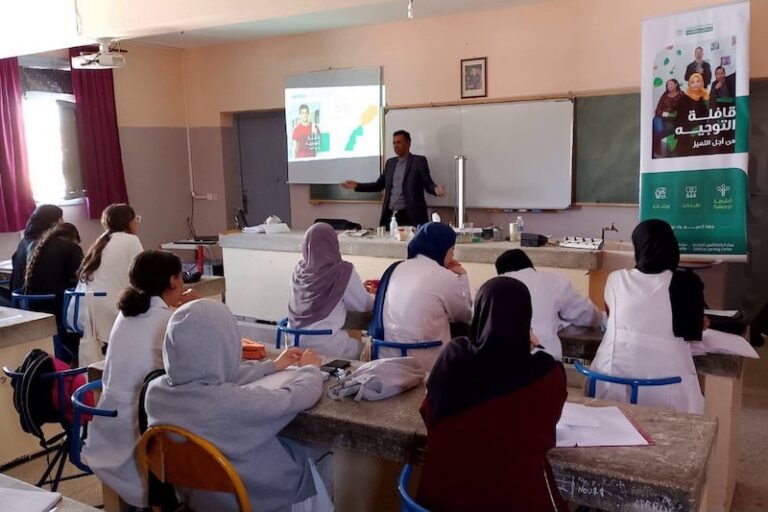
0 488 61 512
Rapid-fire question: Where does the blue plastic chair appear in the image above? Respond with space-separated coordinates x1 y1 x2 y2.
371 339 442 360
70 379 118 472
574 361 682 405
2 365 89 490
274 317 332 349
398 464 429 512
11 289 56 310
11 289 74 362
63 289 107 336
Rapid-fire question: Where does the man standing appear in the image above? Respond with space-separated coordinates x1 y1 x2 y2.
292 104 320 159
342 130 445 227
684 46 712 88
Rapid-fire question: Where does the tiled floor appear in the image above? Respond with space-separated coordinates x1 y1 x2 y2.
4 341 768 511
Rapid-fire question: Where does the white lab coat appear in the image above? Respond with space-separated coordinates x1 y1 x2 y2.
590 269 704 414
382 255 472 371
71 232 143 344
501 268 601 361
288 269 374 359
83 296 171 507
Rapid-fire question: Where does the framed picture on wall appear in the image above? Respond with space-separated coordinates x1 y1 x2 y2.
461 57 487 98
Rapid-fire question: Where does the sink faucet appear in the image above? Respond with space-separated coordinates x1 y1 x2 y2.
601 222 618 240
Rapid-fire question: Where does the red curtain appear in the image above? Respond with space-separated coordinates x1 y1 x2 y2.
69 47 129 219
0 57 36 233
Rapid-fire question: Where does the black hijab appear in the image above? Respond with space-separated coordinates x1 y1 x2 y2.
495 249 535 274
424 277 557 426
23 205 63 241
632 219 679 274
631 219 705 341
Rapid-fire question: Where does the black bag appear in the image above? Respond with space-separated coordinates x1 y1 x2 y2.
11 349 58 445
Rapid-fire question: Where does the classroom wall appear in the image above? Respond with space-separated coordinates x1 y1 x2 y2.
0 44 192 262
171 0 768 237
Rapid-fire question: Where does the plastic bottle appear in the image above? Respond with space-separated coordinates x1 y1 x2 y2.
389 212 399 240
516 216 524 234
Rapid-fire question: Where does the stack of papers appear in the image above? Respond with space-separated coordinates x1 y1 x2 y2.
556 403 650 447
690 329 759 358
0 488 61 512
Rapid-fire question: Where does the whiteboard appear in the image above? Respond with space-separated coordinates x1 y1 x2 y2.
385 107 460 207
385 100 573 209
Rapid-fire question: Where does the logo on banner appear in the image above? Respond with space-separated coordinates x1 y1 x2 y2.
685 186 698 199
716 184 731 197
655 187 668 200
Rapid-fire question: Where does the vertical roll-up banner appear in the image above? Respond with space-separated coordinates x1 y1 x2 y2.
641 1 749 259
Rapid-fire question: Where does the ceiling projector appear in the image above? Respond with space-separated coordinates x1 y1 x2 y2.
71 38 126 70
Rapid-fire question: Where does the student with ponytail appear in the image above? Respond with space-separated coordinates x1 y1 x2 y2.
72 203 143 345
84 250 199 508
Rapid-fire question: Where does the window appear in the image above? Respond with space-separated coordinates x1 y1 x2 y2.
19 58 84 204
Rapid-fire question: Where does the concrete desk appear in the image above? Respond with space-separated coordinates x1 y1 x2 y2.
0 259 11 280
282 375 715 512
0 307 58 464
220 231 602 322
0 473 99 511
0 307 57 350
559 325 743 512
88 359 715 512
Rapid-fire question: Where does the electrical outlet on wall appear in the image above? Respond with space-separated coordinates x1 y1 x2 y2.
206 193 218 201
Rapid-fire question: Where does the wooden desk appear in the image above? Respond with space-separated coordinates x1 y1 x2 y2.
0 472 99 511
88 359 716 512
185 275 225 301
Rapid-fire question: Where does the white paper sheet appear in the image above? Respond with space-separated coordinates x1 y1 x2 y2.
693 329 759 358
556 404 649 448
704 309 739 318
0 488 61 512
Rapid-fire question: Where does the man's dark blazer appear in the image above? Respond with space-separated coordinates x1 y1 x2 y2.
354 154 438 227
684 60 712 88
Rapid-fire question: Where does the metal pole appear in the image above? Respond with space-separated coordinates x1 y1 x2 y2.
454 155 467 228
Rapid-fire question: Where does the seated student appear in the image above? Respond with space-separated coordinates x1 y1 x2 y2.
23 222 83 363
83 250 198 508
376 222 472 371
591 219 705 414
73 203 143 346
9 204 63 296
417 277 568 512
495 249 601 361
288 222 374 359
145 300 332 512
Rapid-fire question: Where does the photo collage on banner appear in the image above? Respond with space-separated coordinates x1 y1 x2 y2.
640 1 749 257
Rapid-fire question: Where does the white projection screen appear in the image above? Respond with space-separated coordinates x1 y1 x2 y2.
285 67 383 184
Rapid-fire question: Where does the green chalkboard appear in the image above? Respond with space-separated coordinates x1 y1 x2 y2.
574 93 641 204
309 184 380 202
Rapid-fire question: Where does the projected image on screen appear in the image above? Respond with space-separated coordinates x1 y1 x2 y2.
285 85 380 162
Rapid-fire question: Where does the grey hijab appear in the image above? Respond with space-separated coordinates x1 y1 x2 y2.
289 223 353 328
163 299 241 386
